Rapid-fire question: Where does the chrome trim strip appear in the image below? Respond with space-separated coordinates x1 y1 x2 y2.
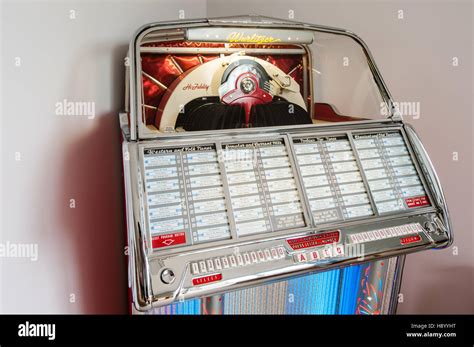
347 130 380 216
404 124 453 247
148 239 448 309
140 47 305 54
389 255 406 314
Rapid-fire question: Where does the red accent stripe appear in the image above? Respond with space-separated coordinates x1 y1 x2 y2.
192 273 223 286
287 231 340 250
152 232 186 249
400 235 422 245
313 103 368 122
405 195 430 208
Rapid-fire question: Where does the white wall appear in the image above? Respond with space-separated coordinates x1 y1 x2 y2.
0 0 207 313
1 0 472 314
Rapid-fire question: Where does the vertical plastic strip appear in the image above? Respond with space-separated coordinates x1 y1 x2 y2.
338 264 362 314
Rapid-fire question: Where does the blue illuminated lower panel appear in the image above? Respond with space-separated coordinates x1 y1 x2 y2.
152 260 391 315
338 264 363 314
286 268 340 314
284 264 367 314
151 298 201 315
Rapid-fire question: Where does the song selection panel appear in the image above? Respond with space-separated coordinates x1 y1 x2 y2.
143 145 231 249
222 140 306 237
293 136 374 224
353 132 430 213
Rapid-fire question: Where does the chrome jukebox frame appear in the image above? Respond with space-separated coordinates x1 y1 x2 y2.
120 16 453 314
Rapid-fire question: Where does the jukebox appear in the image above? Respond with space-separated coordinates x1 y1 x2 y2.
119 16 453 314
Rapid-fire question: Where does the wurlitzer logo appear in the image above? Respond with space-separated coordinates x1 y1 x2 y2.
227 32 282 44
182 83 209 92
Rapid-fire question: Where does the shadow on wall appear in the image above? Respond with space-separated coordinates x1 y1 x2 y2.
57 43 129 313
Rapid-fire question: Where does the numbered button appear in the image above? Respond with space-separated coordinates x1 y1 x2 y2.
277 247 286 259
221 257 230 269
199 261 207 273
379 229 388 238
373 230 382 240
270 248 278 259
206 259 215 272
191 262 199 275
236 254 244 266
243 253 251 265
229 255 237 267
214 258 222 270
250 252 258 263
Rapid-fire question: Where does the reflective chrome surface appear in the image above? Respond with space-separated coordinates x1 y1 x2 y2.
120 16 453 313
122 123 451 311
